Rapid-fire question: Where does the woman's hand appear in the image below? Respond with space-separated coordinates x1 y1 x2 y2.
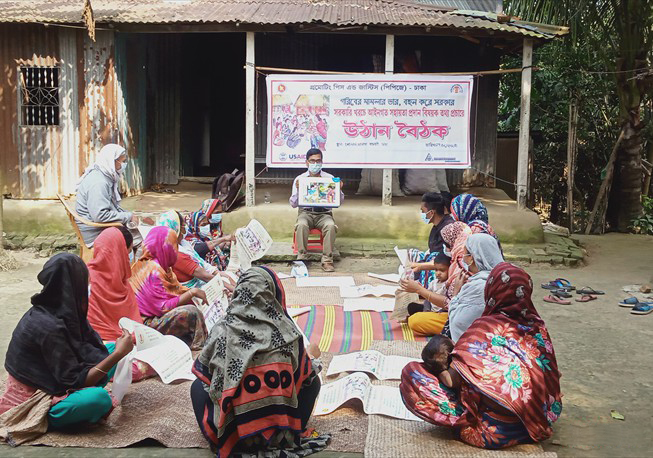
400 279 422 294
408 262 422 272
452 271 470 296
219 273 236 295
115 328 134 357
191 288 208 305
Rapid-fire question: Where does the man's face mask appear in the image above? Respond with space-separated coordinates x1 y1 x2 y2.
199 225 211 238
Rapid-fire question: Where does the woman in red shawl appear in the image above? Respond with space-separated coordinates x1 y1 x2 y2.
400 263 562 449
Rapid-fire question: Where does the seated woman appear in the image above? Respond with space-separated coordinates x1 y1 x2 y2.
75 143 140 249
191 267 326 457
450 194 499 241
184 199 235 271
130 226 209 350
402 221 472 336
0 254 134 435
407 192 454 289
157 210 218 288
400 263 562 449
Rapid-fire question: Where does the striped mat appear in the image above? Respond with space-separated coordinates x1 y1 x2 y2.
292 305 428 353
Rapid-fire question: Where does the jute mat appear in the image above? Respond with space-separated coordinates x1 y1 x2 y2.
282 272 396 306
26 378 208 449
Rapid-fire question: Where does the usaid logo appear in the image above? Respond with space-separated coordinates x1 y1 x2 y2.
289 154 306 160
279 152 287 161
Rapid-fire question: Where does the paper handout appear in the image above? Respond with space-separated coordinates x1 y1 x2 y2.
313 372 421 421
342 298 395 312
394 246 409 267
367 272 400 284
195 274 229 331
295 276 355 288
227 219 273 272
326 350 419 380
137 225 155 240
340 284 397 298
119 318 195 384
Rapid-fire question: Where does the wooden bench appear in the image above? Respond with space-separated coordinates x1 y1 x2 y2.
56 193 123 263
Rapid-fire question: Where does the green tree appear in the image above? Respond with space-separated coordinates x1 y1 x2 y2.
505 0 653 231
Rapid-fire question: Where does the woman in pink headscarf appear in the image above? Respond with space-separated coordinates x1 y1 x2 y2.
130 226 209 350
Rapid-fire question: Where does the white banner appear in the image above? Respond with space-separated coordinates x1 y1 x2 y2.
266 74 473 169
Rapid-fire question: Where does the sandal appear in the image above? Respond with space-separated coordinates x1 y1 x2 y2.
553 290 572 299
618 297 653 308
631 303 653 315
541 279 575 291
543 295 571 305
576 287 605 295
555 278 575 290
576 294 597 303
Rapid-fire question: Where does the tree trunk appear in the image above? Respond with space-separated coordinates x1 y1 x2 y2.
614 110 644 231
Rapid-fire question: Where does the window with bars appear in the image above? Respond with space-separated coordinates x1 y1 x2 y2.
19 66 60 126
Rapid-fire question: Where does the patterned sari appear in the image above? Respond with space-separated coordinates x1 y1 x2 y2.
130 226 207 350
441 222 472 300
192 267 327 458
184 199 229 271
400 263 562 449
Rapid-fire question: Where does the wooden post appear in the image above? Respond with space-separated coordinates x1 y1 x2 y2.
516 38 533 210
245 32 256 207
382 34 394 207
566 98 578 231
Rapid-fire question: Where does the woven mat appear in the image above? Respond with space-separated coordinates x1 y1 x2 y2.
282 272 396 306
26 378 208 449
363 341 556 458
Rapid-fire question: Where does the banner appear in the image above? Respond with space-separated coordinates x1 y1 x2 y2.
266 74 473 169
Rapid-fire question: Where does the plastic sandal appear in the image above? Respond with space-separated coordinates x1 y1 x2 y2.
553 290 572 299
576 294 597 303
618 297 653 308
576 287 605 295
555 278 576 290
631 303 653 315
543 295 571 305
541 280 574 291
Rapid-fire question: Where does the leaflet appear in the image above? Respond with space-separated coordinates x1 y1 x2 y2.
119 318 195 384
227 219 273 272
326 350 419 380
313 372 421 421
339 284 397 298
194 274 229 331
394 246 409 267
342 298 395 312
296 276 355 288
367 272 400 284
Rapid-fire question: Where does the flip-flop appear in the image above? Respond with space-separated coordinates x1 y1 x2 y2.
618 297 653 308
553 290 572 299
576 287 605 295
544 295 571 305
631 303 653 315
576 294 597 303
555 278 576 290
541 280 574 291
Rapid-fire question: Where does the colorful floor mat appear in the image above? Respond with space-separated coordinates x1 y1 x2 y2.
292 305 429 353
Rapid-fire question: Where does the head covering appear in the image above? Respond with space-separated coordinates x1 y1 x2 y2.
441 222 472 289
157 210 182 236
77 143 126 202
447 233 504 341
452 263 562 442
451 194 488 226
5 254 109 395
200 199 220 218
87 227 143 341
465 233 504 272
193 267 315 458
130 226 187 317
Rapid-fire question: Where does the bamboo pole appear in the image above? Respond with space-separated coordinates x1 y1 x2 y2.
382 34 394 207
253 65 534 76
585 129 625 235
566 98 578 232
245 32 256 207
516 38 533 210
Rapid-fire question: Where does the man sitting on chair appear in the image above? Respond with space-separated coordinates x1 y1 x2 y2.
289 148 344 272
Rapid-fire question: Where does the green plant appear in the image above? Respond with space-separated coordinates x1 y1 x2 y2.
630 196 653 234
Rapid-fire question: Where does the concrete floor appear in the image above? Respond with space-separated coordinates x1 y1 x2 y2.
3 183 543 244
1 233 652 457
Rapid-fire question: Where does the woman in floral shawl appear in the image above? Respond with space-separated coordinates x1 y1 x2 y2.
191 267 328 458
130 226 209 350
184 199 234 271
450 194 499 242
400 263 562 449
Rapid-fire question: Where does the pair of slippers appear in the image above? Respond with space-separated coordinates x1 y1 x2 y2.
544 294 597 305
542 279 604 305
618 297 653 315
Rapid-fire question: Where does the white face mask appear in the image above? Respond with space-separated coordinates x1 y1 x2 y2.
308 163 322 174
199 225 211 238
118 161 127 174
88 284 92 297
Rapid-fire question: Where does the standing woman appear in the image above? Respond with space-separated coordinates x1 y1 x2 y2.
407 192 454 289
0 254 133 434
130 226 209 350
75 144 140 248
191 267 327 457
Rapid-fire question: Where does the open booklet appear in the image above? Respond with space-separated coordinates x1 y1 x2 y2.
339 284 397 298
227 219 273 272
193 273 231 331
119 318 195 384
326 350 420 380
314 372 421 421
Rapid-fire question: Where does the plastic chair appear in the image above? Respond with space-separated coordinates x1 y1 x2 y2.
57 193 124 263
292 228 324 254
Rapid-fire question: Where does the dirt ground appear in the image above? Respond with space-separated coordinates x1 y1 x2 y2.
0 233 651 457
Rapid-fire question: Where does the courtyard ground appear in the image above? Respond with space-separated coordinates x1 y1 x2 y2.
0 233 651 458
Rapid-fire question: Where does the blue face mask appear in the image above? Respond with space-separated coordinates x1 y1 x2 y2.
420 211 431 224
209 214 222 224
308 163 322 174
129 251 134 264
199 225 211 238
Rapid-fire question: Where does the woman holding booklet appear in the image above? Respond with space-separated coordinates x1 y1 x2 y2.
191 267 328 457
130 226 209 350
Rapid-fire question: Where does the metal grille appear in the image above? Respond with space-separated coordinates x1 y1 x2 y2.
19 66 60 126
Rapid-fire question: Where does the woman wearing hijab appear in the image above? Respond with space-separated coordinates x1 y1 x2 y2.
400 263 562 449
157 210 218 288
130 226 209 350
75 143 140 248
402 222 472 336
0 254 134 434
184 199 235 271
191 267 327 457
450 194 499 241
